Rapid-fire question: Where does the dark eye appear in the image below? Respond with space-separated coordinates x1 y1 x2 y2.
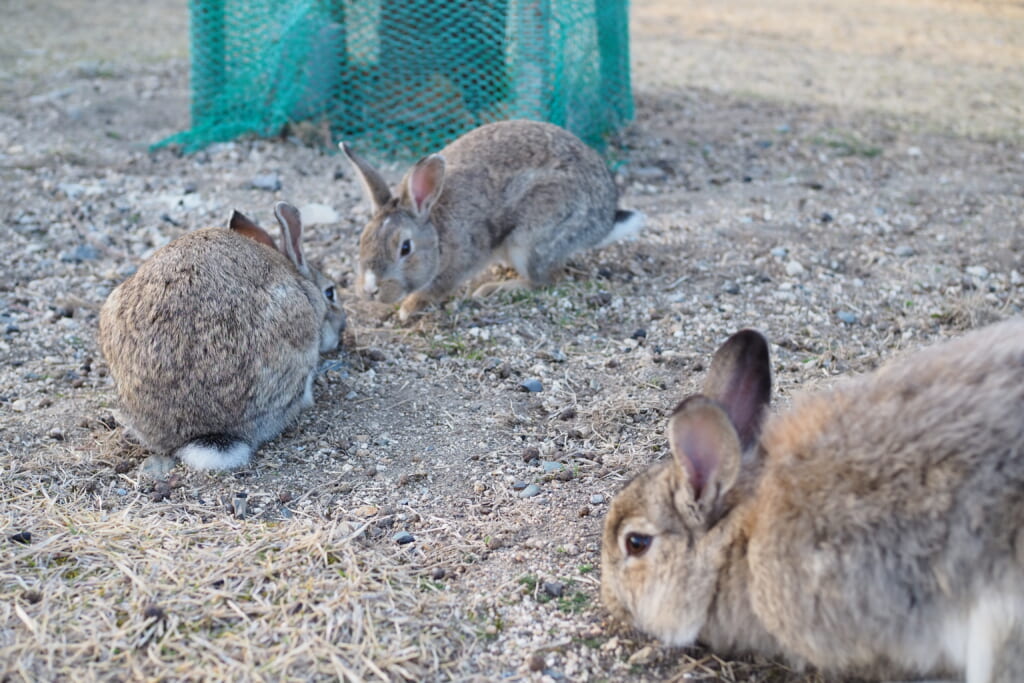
625 532 652 558
399 239 412 257
323 286 335 302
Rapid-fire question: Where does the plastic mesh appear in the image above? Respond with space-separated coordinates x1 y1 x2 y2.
157 0 633 158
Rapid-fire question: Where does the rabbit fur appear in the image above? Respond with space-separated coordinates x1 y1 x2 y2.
98 203 346 471
341 119 644 321
601 319 1024 682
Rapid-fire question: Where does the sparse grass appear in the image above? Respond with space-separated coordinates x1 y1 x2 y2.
0 480 474 681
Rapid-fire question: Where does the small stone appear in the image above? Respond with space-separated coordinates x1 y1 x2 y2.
142 604 166 621
250 173 282 191
486 536 504 550
232 492 248 518
965 265 989 279
578 506 591 518
519 483 542 498
113 488 127 496
631 166 667 181
512 480 528 491
59 244 99 263
785 260 806 277
11 399 27 412
298 202 339 226
721 280 740 295
628 645 657 666
770 246 788 259
630 328 647 340
431 567 446 580
9 531 32 545
47 428 65 441
541 461 563 473
590 494 605 505
820 212 834 223
837 311 858 325
894 245 916 258
527 652 546 672
542 580 565 598
393 531 414 545
521 447 540 463
520 378 543 393
556 469 574 482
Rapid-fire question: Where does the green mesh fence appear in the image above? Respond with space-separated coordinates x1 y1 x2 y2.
157 0 633 157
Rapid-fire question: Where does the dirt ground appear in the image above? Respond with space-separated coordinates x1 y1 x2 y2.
1 0 1022 681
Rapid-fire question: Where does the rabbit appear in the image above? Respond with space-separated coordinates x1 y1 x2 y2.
601 319 1024 682
98 202 346 471
340 119 645 321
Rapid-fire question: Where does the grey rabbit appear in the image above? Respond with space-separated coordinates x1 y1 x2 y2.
341 119 644 321
601 319 1024 682
98 202 346 471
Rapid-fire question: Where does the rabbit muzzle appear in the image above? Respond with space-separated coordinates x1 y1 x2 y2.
358 269 406 304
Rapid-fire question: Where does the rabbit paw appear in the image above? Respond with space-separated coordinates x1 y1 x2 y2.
472 278 531 298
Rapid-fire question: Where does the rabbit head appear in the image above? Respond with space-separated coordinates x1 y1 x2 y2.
601 330 772 647
231 202 346 352
341 142 444 305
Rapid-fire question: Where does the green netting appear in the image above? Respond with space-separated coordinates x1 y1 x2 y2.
156 0 633 158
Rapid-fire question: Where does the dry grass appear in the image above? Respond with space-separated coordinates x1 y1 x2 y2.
1 457 474 681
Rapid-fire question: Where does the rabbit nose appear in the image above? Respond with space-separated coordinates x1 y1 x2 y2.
362 271 380 297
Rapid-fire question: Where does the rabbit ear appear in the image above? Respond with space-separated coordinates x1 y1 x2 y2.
668 396 742 512
273 202 311 277
340 141 392 212
702 329 772 451
230 210 277 250
405 154 445 218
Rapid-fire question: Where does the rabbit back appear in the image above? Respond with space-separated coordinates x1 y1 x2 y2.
99 227 324 464
748 318 1024 677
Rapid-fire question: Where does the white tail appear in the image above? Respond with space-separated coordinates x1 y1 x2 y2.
596 210 646 249
176 436 252 470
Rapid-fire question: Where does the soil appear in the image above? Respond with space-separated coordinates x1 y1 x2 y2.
1 0 1022 681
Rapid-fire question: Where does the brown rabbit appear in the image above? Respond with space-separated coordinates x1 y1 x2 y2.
601 320 1024 682
98 203 346 471
341 119 644 321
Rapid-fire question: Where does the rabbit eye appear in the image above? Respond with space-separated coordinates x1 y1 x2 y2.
324 286 335 302
399 239 412 258
625 532 652 557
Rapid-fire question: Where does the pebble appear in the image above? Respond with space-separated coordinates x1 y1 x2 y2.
837 311 858 325
630 328 647 340
9 531 32 545
114 488 127 496
627 645 657 666
59 244 99 263
965 265 989 279
894 245 916 258
542 580 565 598
250 173 282 191
770 246 788 258
785 260 806 277
590 494 605 505
540 461 563 473
47 428 64 441
631 166 667 181
393 531 414 545
527 653 546 672
298 202 339 225
11 399 27 412
512 480 528 491
721 280 740 295
520 379 543 393
521 447 540 463
820 212 834 223
519 483 542 498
